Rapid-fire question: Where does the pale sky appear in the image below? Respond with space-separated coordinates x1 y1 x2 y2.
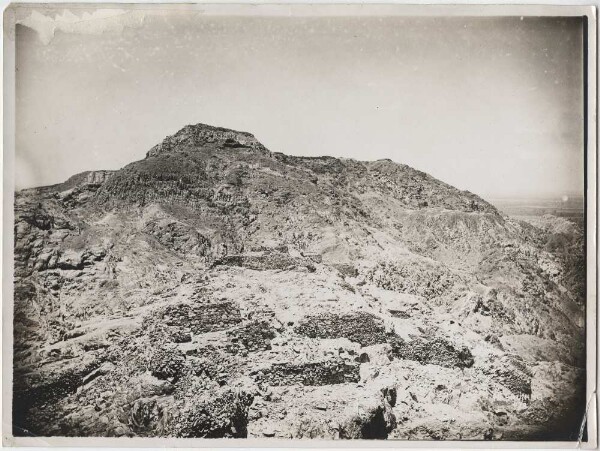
14 8 585 198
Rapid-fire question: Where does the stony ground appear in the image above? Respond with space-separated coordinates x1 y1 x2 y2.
12 123 586 440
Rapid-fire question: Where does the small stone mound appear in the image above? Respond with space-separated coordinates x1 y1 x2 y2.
157 302 242 334
188 357 223 382
170 328 192 343
365 259 461 301
213 252 316 272
225 321 276 355
389 336 474 369
147 347 186 381
295 312 387 347
255 358 360 386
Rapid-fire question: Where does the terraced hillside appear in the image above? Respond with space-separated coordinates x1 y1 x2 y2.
13 123 586 440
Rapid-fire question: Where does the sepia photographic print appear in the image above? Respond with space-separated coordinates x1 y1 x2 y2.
2 3 597 447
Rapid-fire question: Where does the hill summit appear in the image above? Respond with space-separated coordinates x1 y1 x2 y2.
13 123 585 440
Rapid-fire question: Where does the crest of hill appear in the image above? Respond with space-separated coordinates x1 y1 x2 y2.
146 123 269 158
84 122 498 216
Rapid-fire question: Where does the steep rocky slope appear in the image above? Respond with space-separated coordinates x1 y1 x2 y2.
13 123 586 440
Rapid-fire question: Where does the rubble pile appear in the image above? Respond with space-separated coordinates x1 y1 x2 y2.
255 359 360 386
295 312 388 347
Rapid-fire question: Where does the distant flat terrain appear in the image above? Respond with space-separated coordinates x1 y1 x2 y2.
490 196 585 227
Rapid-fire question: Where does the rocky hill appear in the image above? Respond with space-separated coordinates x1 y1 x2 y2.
13 123 586 440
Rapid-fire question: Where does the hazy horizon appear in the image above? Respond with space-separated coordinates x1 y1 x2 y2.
14 8 585 199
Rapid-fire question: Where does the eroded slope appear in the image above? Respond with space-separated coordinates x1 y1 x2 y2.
13 123 585 440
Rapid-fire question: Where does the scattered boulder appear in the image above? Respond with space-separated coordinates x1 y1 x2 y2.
339 395 397 439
